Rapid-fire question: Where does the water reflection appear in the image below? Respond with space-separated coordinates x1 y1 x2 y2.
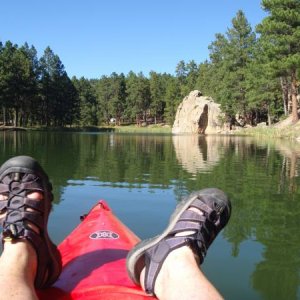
173 134 300 299
0 131 300 299
271 140 300 193
172 135 223 174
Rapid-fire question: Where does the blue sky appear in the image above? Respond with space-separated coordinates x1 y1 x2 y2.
1 1 266 79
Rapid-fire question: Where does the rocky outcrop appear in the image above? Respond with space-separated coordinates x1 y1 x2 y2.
172 90 224 134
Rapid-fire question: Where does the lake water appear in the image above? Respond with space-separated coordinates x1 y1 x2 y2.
0 131 300 300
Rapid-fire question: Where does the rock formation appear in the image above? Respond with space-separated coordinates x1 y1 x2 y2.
172 90 224 134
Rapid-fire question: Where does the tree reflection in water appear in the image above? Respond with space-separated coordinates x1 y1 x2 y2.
0 132 299 299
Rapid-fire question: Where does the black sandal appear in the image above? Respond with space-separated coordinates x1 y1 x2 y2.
0 156 62 289
126 188 231 295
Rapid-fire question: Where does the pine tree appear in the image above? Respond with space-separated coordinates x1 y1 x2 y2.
39 47 76 126
0 41 38 126
203 11 256 123
0 41 17 125
245 38 282 125
72 77 97 126
207 33 233 115
95 75 112 125
125 72 150 125
19 43 40 126
185 60 199 92
175 60 188 98
149 71 166 124
39 47 58 126
257 0 300 123
196 61 215 97
227 10 256 118
108 72 126 125
164 77 181 124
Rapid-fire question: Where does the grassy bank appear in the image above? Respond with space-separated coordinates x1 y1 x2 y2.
1 124 172 134
2 120 298 139
113 124 172 134
234 121 300 140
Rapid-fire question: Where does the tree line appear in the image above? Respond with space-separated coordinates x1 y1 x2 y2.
199 0 300 125
0 0 299 128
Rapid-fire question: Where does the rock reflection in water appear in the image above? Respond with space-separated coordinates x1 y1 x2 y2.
173 134 300 193
172 134 228 174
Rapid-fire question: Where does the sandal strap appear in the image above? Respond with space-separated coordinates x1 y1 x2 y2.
0 183 9 194
0 198 8 214
2 173 45 234
126 188 231 296
0 160 60 289
4 174 44 194
143 198 223 295
144 208 217 294
0 183 9 218
190 198 217 221
144 236 190 294
3 209 44 238
21 228 51 288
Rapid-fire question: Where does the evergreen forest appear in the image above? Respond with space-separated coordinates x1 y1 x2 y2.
0 0 299 128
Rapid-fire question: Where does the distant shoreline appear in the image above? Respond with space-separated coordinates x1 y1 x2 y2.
0 124 172 134
1 121 299 141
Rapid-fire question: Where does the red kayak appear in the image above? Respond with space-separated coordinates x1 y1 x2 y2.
38 201 155 299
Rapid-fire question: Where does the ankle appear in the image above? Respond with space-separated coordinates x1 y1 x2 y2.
145 246 196 297
0 240 37 280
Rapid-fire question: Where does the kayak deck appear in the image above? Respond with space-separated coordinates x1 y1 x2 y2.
38 201 155 299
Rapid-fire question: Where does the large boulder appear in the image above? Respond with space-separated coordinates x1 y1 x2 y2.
172 90 224 134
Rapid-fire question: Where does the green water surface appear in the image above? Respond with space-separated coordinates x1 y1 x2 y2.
0 131 299 300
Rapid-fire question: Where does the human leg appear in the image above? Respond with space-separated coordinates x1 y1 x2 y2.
0 156 62 300
127 188 231 300
142 247 223 300
0 193 39 300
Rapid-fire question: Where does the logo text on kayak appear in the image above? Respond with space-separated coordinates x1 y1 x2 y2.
89 230 119 239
